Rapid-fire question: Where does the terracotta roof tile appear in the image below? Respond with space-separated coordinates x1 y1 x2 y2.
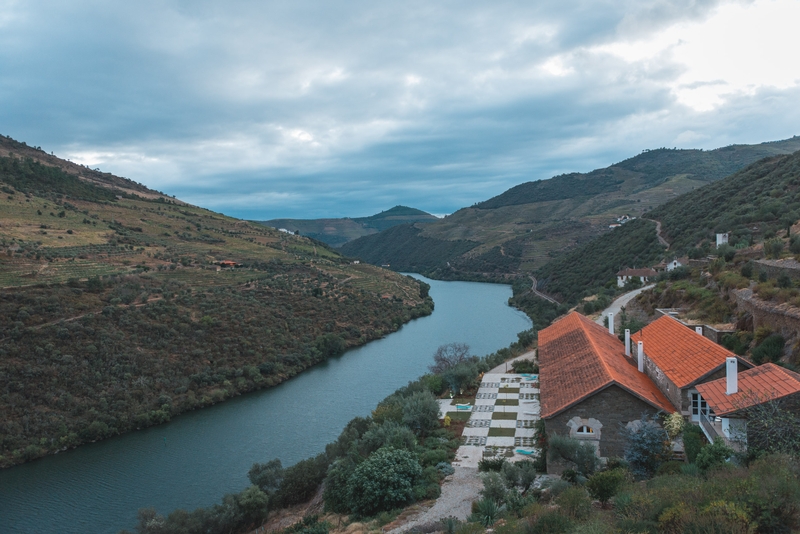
695 363 800 416
630 316 750 388
539 312 675 418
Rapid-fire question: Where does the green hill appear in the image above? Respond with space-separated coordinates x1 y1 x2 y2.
0 135 432 468
343 137 800 278
259 205 438 247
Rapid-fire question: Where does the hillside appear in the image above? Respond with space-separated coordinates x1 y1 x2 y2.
649 150 800 253
342 137 800 278
0 136 432 468
260 205 438 247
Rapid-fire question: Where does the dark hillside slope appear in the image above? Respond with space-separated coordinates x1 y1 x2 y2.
534 218 665 304
649 150 800 252
261 205 438 247
340 224 477 272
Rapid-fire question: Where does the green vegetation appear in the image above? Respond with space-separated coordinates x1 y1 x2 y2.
340 224 478 273
339 137 800 284
0 135 433 467
534 219 665 305
649 149 800 253
260 205 438 247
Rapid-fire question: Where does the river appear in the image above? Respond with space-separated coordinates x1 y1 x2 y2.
0 275 532 534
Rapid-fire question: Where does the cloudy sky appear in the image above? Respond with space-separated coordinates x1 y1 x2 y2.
1 0 798 219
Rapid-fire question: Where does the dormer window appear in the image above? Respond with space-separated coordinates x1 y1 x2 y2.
576 425 594 435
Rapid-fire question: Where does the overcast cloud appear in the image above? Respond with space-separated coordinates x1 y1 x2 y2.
1 0 798 219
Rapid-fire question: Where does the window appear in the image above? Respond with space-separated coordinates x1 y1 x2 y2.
691 392 708 422
576 425 594 434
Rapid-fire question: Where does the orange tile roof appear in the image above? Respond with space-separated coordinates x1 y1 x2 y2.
695 363 800 416
539 312 675 418
630 315 750 388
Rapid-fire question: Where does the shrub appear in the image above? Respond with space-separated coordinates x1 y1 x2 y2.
547 435 599 477
751 333 785 364
623 415 672 479
556 486 592 520
480 472 508 504
276 454 328 507
347 447 422 516
663 412 684 440
472 498 502 527
528 510 573 534
586 469 627 505
682 425 706 463
695 437 733 472
655 461 684 476
478 456 506 472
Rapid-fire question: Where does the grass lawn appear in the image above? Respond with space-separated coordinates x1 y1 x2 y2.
496 399 519 406
492 412 517 420
498 387 520 394
487 428 516 437
446 411 472 422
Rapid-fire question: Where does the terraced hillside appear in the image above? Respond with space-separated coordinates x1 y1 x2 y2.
342 137 800 279
0 136 432 468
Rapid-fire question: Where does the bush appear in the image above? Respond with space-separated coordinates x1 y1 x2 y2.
347 447 422 516
623 415 672 479
480 472 508 504
655 461 684 476
586 469 627 505
528 510 573 534
751 333 785 364
695 437 733 472
682 425 706 464
478 456 506 472
547 435 599 477
275 454 328 507
556 487 591 520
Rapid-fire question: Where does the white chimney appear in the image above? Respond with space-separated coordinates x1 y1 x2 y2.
608 312 614 335
695 326 703 336
637 341 644 373
726 357 738 395
625 329 631 356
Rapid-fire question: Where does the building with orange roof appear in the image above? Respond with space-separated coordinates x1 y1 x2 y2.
693 362 800 448
539 312 675 466
630 315 753 422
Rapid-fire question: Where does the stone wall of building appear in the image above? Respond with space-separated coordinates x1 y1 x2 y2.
544 385 663 473
641 353 682 413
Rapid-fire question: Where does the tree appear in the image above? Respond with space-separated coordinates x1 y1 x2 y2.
347 447 422 516
401 390 441 436
735 395 800 457
428 342 472 374
695 437 733 472
623 414 672 479
547 435 600 478
248 458 283 495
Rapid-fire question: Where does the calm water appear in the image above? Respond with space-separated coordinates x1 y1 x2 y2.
0 275 531 534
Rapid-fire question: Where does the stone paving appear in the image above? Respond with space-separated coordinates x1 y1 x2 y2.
440 369 541 468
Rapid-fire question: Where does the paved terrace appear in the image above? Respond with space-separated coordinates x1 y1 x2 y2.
440 370 540 468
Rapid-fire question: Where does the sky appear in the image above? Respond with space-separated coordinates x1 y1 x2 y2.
1 0 799 220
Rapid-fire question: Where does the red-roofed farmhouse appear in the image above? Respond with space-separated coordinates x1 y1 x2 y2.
538 312 674 467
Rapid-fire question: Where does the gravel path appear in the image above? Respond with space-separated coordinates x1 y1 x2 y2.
388 467 482 533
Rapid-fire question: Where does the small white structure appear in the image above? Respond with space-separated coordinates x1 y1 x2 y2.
277 228 294 234
616 268 658 288
666 257 688 272
716 233 729 248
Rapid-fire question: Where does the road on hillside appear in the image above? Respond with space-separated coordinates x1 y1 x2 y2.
644 217 670 249
528 276 560 304
595 284 655 326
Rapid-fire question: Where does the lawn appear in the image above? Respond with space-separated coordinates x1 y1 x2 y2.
492 412 517 420
487 428 516 437
498 387 520 394
496 399 519 406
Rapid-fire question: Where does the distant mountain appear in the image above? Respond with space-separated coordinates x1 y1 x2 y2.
341 137 800 278
259 205 438 246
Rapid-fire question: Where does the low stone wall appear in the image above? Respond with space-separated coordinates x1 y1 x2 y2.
755 259 800 281
733 288 800 343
